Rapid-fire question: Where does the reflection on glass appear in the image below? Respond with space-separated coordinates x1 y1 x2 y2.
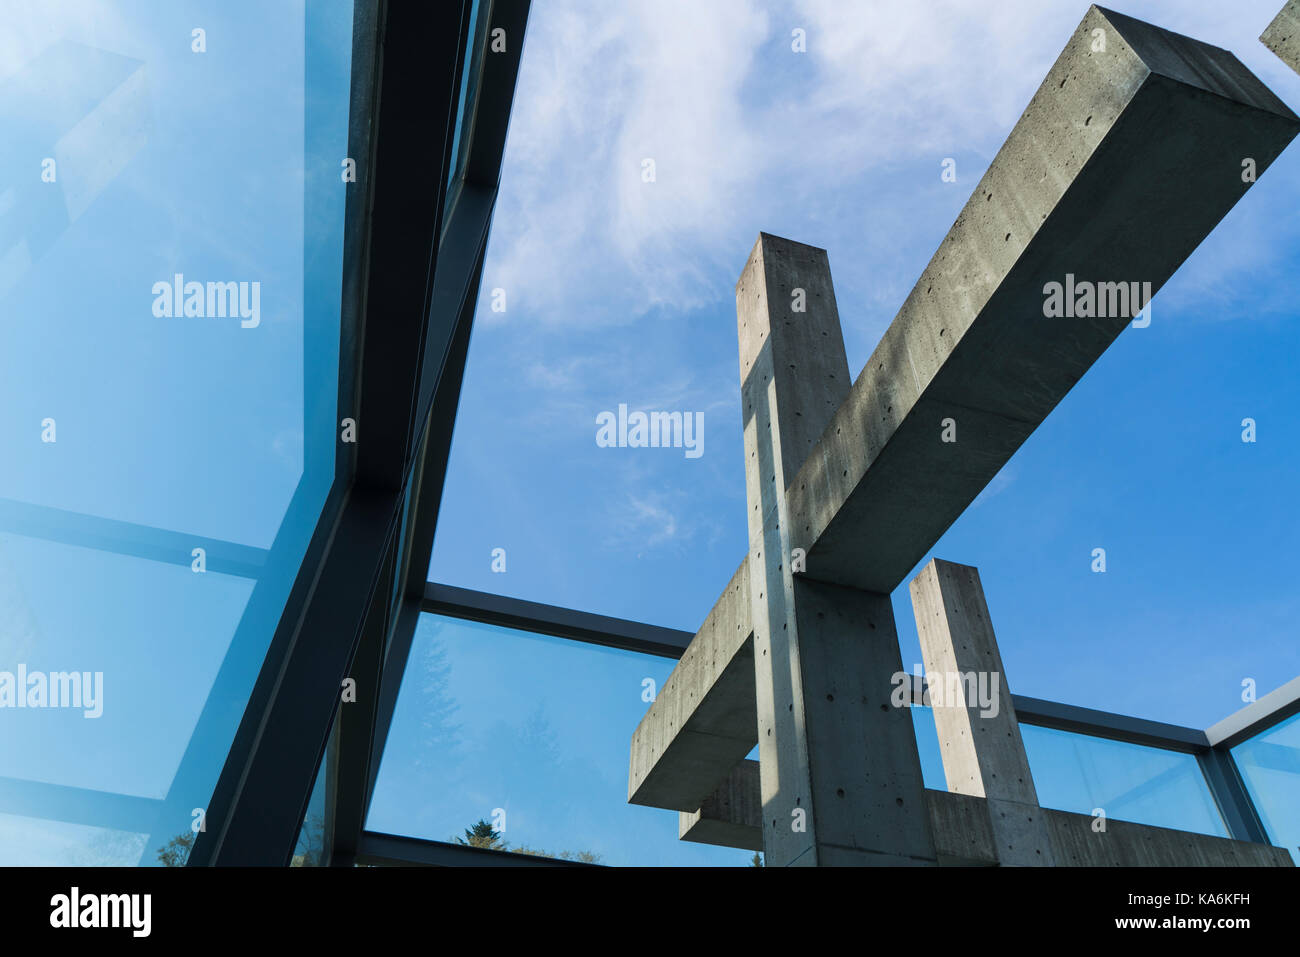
1231 712 1300 855
1021 724 1227 837
444 0 486 217
291 716 336 867
389 473 417 620
367 613 754 865
0 0 354 865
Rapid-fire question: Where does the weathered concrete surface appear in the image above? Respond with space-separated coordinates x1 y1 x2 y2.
630 234 850 813
681 774 1293 866
739 234 935 866
736 234 852 484
680 767 998 865
910 560 1034 801
786 5 1300 594
627 559 752 810
678 758 761 851
1046 810 1294 866
1262 0 1300 75
910 558 1055 864
764 579 935 865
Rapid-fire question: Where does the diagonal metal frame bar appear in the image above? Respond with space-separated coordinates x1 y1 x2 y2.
332 0 533 866
188 0 476 866
0 498 268 579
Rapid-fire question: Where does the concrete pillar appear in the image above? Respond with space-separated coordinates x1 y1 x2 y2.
738 233 936 866
909 558 1054 865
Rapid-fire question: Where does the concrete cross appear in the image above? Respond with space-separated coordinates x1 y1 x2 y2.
627 5 1299 866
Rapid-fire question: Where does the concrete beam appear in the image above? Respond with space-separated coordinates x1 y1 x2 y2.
786 5 1299 593
627 559 754 811
680 774 1293 866
679 766 999 865
1045 809 1294 866
1262 0 1300 75
910 558 1054 864
678 759 761 851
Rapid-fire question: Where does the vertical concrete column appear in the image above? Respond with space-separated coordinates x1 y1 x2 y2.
909 558 1055 865
737 233 936 866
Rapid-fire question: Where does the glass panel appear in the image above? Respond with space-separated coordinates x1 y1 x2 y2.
0 813 150 867
1231 712 1300 854
291 716 336 867
368 613 755 865
0 0 355 864
1020 724 1227 837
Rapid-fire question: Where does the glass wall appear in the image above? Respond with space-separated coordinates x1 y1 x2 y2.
368 613 757 865
0 0 355 864
1231 712 1300 855
1021 724 1227 837
292 717 338 867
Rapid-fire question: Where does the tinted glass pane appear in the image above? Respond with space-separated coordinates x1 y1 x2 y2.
291 715 336 867
1231 712 1300 854
444 0 484 215
388 471 417 618
0 0 354 864
368 614 755 865
1021 725 1227 837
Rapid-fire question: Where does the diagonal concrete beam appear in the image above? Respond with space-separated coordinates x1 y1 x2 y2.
630 4 1300 815
789 5 1299 593
1263 1 1300 75
679 767 1295 866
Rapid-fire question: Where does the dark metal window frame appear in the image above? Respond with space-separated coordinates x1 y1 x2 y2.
189 0 533 866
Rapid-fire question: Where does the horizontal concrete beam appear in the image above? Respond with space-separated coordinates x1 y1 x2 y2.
627 560 755 810
1045 809 1294 866
679 769 997 864
679 769 1293 866
787 5 1300 593
1262 0 1300 75
678 758 761 851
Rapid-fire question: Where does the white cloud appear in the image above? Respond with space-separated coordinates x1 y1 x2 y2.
487 0 1298 332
